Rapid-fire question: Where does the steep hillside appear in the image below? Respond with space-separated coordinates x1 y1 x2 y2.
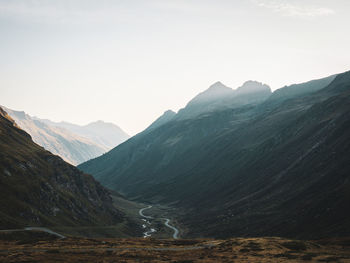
3 108 108 165
145 110 176 132
268 74 336 102
39 119 130 150
0 107 127 231
79 72 350 239
79 80 268 185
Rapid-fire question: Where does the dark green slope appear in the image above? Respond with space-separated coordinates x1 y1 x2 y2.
267 74 336 102
174 74 350 238
79 81 270 194
79 72 350 239
0 107 123 229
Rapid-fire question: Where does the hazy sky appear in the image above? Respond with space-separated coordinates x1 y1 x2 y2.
1 0 349 135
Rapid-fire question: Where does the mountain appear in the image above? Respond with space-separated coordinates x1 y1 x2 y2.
3 108 129 165
79 80 271 185
0 107 127 230
145 110 176 132
2 107 108 165
38 119 130 150
176 80 271 119
186 81 233 106
268 74 337 102
79 72 350 239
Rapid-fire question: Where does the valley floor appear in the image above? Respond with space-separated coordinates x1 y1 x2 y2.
1 231 350 262
112 194 183 239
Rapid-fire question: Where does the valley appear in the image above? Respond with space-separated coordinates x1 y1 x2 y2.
1 71 350 261
0 197 181 240
2 2 350 261
79 71 350 239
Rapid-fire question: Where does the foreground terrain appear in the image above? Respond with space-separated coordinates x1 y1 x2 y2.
1 231 350 262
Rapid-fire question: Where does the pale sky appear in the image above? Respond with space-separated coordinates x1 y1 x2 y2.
1 0 349 135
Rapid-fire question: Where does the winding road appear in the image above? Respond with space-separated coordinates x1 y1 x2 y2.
163 218 179 239
24 227 65 239
0 227 65 239
138 205 154 219
139 205 179 239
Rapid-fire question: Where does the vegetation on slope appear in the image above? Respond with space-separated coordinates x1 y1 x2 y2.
0 107 128 231
79 72 350 239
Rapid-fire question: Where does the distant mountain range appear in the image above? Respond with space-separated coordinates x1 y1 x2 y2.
37 118 129 150
2 107 129 165
79 72 350 239
0 107 126 230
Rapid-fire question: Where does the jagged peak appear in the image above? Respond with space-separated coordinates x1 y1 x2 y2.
187 82 233 106
236 80 271 94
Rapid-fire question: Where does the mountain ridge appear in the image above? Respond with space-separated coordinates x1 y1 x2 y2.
2 107 108 165
176 80 271 120
3 107 129 165
79 71 350 239
37 118 130 150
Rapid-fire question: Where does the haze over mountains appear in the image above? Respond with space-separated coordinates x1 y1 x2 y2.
79 72 350 239
37 119 130 150
0 107 128 230
2 107 129 165
176 80 271 120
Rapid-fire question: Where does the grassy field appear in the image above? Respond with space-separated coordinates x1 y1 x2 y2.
1 231 350 262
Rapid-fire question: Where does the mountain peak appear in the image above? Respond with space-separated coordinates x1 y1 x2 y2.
86 120 110 127
207 81 232 93
209 81 229 89
188 82 232 107
236 80 271 95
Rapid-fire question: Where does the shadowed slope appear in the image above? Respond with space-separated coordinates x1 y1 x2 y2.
0 107 124 230
79 72 350 239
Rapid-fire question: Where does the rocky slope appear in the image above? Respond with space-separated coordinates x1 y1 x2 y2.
38 119 130 150
0 107 125 230
3 108 129 165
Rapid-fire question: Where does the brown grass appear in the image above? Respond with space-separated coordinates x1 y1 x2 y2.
0 232 350 262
